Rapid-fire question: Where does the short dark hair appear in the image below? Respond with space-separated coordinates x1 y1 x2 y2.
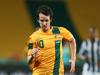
36 5 53 20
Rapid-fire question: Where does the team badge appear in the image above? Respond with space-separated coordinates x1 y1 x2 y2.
55 34 61 39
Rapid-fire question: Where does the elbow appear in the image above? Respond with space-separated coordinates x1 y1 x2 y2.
70 37 76 45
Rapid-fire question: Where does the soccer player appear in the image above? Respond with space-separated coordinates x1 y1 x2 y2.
26 5 76 75
78 27 100 75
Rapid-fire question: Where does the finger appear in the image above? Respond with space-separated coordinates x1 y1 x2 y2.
70 69 74 74
32 48 38 54
70 66 75 73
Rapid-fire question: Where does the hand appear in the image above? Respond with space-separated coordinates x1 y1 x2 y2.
27 48 38 63
69 60 75 74
27 48 39 70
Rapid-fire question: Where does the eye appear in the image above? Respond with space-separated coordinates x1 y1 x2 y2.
45 20 49 22
40 20 44 22
39 20 49 22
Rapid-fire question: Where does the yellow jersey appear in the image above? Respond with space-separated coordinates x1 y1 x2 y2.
28 26 73 75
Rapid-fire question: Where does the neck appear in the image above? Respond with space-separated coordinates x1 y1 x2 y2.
42 26 51 32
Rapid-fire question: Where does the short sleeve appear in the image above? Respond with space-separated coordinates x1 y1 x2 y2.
28 32 38 48
60 27 74 41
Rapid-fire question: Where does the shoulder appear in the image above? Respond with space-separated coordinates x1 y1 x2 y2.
29 29 40 38
59 26 69 31
58 26 71 34
52 26 68 31
59 26 66 29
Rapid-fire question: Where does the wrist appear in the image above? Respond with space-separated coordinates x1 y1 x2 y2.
69 59 75 67
27 55 35 64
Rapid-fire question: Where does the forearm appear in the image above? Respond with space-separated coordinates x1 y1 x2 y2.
27 49 35 64
27 49 36 70
26 37 38 70
69 38 76 62
27 48 38 63
27 43 36 64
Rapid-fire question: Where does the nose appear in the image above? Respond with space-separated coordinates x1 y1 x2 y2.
42 21 46 25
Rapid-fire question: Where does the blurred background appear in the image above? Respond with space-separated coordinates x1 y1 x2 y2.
0 0 100 75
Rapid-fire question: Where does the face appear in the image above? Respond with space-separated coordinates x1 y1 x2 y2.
88 28 97 40
89 31 95 39
38 13 51 32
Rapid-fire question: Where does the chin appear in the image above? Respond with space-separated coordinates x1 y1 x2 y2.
42 28 48 32
43 29 47 32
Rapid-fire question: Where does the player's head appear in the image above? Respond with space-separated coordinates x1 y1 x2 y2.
88 27 98 40
36 5 53 32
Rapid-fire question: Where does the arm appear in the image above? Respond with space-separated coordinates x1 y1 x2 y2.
78 41 88 60
69 37 76 73
27 43 38 70
60 27 76 73
26 34 38 70
69 37 76 64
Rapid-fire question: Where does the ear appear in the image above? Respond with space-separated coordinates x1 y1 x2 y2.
50 18 52 22
37 19 39 23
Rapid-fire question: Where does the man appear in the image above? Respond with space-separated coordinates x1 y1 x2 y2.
78 27 100 75
26 5 76 75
